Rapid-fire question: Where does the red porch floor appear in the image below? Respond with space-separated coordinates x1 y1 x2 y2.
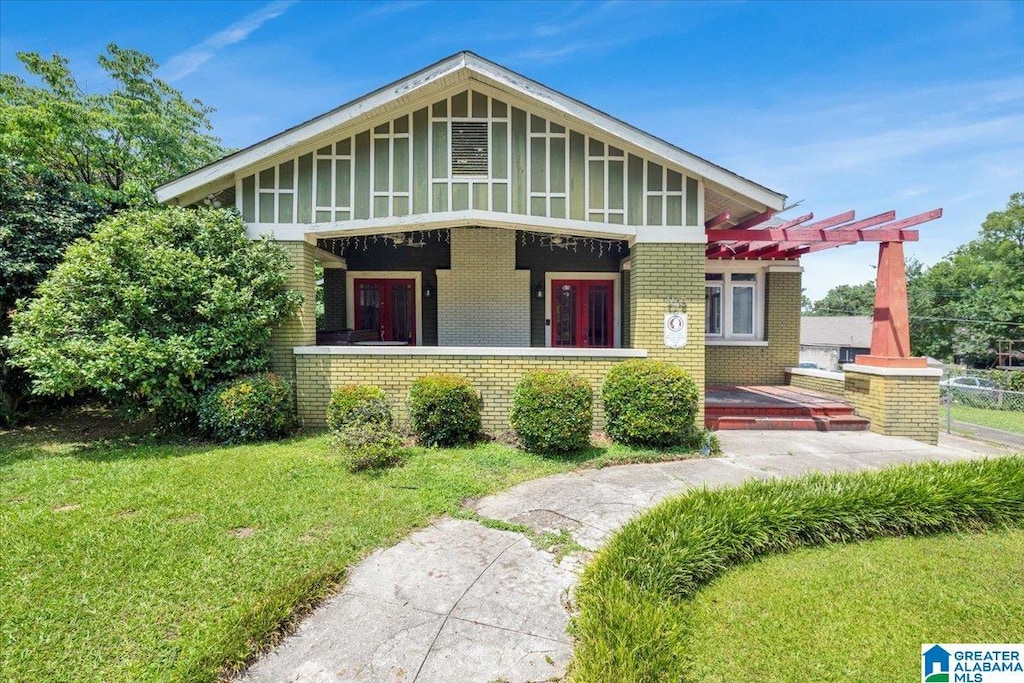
706 385 869 431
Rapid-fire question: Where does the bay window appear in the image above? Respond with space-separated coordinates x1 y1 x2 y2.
705 270 763 340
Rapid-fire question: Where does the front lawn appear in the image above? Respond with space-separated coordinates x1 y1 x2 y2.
569 456 1024 683
941 404 1024 435
684 529 1024 682
0 408 682 683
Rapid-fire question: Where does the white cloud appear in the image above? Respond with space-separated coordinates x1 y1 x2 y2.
162 0 298 81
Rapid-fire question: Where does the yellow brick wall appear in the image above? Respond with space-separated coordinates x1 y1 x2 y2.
786 371 846 397
844 368 940 444
628 242 706 420
706 270 801 385
437 228 531 346
269 241 317 383
294 353 638 433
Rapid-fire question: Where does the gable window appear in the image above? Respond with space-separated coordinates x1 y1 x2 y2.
705 270 763 340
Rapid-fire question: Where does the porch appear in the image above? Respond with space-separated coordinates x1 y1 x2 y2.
706 385 869 432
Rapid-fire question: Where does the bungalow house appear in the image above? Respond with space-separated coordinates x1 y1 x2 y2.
155 52 942 441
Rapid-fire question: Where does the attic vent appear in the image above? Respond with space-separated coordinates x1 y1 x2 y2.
451 121 488 176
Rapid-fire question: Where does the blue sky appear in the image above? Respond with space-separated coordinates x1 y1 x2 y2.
2 0 1022 299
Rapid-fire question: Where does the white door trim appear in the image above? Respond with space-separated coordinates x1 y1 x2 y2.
346 270 424 345
544 271 622 348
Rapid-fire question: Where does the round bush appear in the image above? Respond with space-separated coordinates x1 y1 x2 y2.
602 359 700 448
326 385 392 431
510 371 593 454
407 373 482 446
333 421 405 472
198 372 295 443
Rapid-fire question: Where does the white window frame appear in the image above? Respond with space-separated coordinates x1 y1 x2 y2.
705 266 765 341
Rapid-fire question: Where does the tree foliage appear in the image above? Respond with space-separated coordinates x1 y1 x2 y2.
0 155 104 422
805 282 876 317
0 44 224 210
4 208 301 421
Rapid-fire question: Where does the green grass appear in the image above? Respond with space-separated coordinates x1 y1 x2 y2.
684 529 1024 682
569 456 1024 683
0 408 694 683
940 404 1024 435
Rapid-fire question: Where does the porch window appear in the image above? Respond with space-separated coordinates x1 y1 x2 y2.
705 271 762 340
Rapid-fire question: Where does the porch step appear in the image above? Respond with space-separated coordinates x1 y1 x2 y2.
706 415 870 431
705 385 869 432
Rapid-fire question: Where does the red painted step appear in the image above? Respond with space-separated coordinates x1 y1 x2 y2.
705 385 870 432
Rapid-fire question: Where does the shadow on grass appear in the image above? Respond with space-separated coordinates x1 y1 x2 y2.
0 404 324 467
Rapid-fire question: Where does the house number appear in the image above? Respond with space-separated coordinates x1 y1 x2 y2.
664 313 687 348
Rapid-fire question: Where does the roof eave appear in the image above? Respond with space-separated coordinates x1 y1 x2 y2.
156 51 786 212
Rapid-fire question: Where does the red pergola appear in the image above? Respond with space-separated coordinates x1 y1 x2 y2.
705 207 944 368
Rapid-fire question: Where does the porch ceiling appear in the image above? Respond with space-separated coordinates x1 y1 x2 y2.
704 207 943 260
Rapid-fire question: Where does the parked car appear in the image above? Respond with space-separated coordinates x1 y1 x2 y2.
939 376 1002 407
797 362 819 369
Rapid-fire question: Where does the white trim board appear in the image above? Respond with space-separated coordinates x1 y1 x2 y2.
345 271 424 346
544 272 622 348
155 52 785 212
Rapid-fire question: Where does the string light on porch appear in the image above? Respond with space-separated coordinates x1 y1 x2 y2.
518 230 627 257
323 229 450 254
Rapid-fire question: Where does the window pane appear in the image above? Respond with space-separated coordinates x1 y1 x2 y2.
733 272 756 281
705 286 722 335
732 285 754 335
705 273 724 281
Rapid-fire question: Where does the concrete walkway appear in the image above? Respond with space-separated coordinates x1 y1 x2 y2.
241 431 1009 683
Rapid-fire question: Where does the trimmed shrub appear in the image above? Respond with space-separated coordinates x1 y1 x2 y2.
602 359 700 448
408 373 482 446
325 384 403 472
326 385 393 432
197 373 295 443
333 421 404 472
510 371 593 454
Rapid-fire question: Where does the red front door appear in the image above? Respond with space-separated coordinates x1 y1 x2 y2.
551 279 614 348
353 278 416 344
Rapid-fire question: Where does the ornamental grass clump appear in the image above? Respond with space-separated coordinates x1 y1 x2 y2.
407 373 482 446
197 373 296 444
602 359 700 448
510 371 593 454
326 385 403 471
569 456 1024 683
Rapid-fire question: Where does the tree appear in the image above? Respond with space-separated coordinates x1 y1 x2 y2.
4 208 302 422
910 194 1024 364
0 44 224 210
0 156 104 423
806 282 876 316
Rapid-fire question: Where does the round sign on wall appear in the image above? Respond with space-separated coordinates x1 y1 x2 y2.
664 313 687 348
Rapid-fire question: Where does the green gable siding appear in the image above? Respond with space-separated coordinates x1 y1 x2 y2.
236 88 702 228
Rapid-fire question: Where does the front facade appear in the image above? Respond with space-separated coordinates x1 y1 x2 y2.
157 52 808 431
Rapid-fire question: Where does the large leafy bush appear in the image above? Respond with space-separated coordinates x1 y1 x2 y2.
4 207 301 422
327 384 403 471
602 359 699 448
510 370 593 454
407 373 482 446
197 373 295 443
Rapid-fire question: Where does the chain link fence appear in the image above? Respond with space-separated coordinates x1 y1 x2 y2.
940 367 1024 435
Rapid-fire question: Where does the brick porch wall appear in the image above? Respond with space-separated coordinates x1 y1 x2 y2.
437 228 530 346
294 350 644 432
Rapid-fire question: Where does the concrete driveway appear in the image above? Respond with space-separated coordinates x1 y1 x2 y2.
241 431 1010 683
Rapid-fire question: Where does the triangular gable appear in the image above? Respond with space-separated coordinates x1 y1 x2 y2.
156 52 786 223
